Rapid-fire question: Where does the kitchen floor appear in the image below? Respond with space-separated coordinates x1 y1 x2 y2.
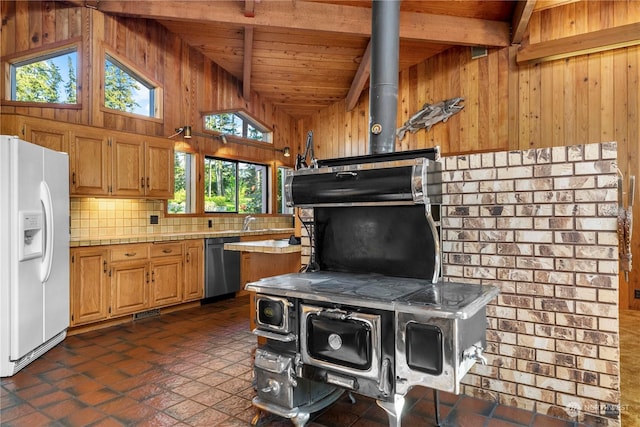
0 295 627 427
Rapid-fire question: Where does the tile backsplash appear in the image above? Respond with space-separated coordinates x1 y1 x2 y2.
70 198 293 240
441 142 620 426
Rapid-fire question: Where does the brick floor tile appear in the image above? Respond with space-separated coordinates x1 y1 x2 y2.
2 409 53 427
164 399 207 421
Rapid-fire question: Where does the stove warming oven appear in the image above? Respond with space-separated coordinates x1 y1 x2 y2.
246 148 499 427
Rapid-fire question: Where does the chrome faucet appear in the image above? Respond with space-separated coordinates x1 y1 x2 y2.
243 215 256 231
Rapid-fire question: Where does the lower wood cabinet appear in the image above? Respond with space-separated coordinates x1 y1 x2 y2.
70 240 204 327
70 247 110 325
184 240 205 301
150 257 183 306
111 261 149 316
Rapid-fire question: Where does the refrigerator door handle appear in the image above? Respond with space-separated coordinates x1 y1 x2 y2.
40 181 55 283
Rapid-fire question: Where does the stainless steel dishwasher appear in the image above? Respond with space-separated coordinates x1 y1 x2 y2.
204 237 241 299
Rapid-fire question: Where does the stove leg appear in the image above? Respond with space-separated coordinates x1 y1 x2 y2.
291 412 310 427
433 389 441 427
376 395 405 427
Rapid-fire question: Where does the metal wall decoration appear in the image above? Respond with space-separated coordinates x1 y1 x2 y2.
396 97 464 141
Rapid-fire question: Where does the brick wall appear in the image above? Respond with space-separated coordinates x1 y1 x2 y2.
441 142 620 426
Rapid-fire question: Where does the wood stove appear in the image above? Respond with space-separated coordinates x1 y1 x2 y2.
247 149 499 427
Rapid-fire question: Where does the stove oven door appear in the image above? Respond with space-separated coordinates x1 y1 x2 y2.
300 304 382 382
254 295 296 342
395 310 487 395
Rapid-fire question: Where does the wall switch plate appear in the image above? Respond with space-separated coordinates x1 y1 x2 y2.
208 219 213 228
150 215 159 225
635 290 640 299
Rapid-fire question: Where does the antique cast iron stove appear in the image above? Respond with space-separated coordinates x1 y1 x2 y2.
246 148 499 427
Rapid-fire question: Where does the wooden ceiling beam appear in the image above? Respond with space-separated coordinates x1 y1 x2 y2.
95 0 510 47
244 0 255 18
243 26 253 100
511 0 536 45
517 22 640 64
345 39 371 112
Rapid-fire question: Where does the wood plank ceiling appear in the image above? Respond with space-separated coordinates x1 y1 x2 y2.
88 0 528 118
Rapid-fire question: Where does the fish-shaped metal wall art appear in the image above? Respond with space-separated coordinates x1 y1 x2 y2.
396 97 464 140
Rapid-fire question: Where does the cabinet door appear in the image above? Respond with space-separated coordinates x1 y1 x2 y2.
112 137 145 197
71 248 110 325
145 140 174 198
24 126 68 153
111 262 148 316
70 130 110 196
184 241 204 301
150 257 183 307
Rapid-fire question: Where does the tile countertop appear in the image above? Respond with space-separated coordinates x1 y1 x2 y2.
223 239 302 254
69 228 295 247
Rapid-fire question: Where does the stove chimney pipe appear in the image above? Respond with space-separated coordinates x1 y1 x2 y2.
369 0 400 154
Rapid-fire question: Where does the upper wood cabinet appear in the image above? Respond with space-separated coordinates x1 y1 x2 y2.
145 140 174 198
4 115 173 200
70 129 111 196
111 137 174 198
24 124 69 153
112 136 146 197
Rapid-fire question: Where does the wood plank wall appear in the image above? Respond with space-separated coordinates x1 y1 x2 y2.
298 0 639 309
0 1 297 167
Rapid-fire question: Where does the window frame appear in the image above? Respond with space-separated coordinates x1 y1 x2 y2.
203 109 272 144
167 150 198 215
203 156 270 214
100 47 163 121
3 40 82 109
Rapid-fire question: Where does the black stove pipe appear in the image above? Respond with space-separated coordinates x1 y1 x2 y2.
369 0 400 154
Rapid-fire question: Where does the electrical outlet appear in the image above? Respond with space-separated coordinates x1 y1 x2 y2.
150 215 159 225
208 219 213 228
635 290 640 299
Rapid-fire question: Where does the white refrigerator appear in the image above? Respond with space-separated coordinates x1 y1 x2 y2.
1 135 70 377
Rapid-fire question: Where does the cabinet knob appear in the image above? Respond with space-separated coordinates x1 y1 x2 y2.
125 252 136 257
141 177 145 188
162 249 172 254
103 260 107 273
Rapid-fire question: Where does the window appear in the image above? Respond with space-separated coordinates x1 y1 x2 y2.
204 111 271 143
104 54 157 117
168 151 196 214
10 47 78 104
204 157 268 214
277 167 293 215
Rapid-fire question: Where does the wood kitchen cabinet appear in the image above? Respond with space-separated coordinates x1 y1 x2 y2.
22 120 69 153
111 136 146 197
110 244 150 316
2 114 174 200
111 137 174 199
69 240 205 330
184 240 204 301
1 116 69 153
70 247 110 326
70 129 111 196
144 140 174 198
149 242 184 307
111 261 149 316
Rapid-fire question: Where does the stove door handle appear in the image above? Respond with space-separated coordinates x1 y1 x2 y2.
378 358 392 397
318 308 349 320
335 171 358 179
